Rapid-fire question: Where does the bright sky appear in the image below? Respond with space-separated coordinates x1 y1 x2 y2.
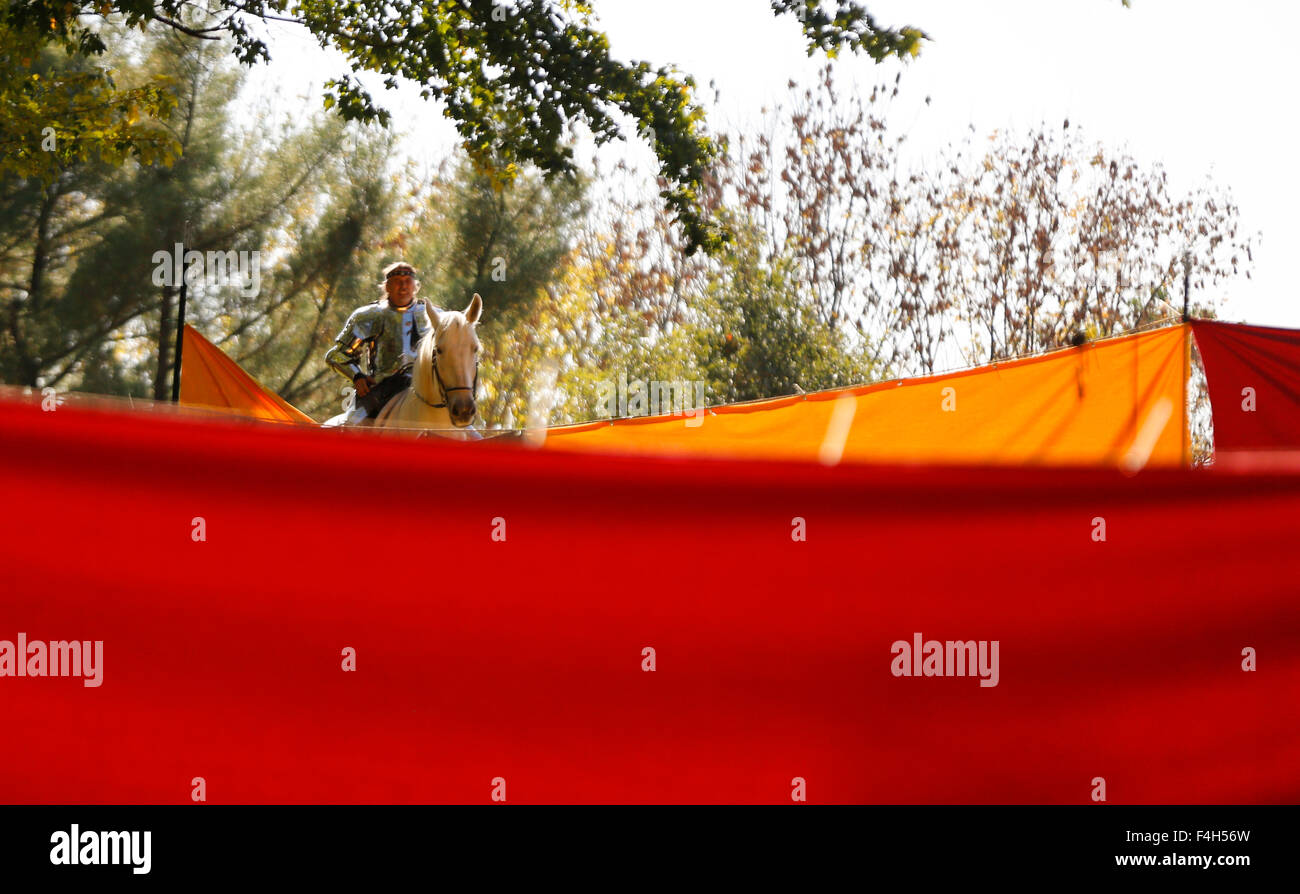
250 0 1299 327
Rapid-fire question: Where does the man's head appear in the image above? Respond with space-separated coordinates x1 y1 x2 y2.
381 261 419 308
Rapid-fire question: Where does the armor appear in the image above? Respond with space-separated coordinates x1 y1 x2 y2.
325 298 436 387
325 298 436 422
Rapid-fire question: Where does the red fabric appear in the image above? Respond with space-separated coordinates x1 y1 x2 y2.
1193 320 1300 455
1 396 1297 804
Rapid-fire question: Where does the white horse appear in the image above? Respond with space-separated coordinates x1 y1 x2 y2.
323 293 484 437
374 293 483 437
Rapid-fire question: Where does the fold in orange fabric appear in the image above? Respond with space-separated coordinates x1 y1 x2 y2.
543 324 1190 467
179 324 315 424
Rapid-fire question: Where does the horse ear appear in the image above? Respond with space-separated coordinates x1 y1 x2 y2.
465 293 483 324
421 298 441 327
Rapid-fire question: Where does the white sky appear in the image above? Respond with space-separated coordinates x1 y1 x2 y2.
249 0 1299 327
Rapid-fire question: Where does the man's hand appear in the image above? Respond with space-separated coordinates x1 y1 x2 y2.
353 374 377 397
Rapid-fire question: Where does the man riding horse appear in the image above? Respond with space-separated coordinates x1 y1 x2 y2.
325 261 435 424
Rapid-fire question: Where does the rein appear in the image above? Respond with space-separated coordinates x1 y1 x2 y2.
407 298 479 412
412 335 478 410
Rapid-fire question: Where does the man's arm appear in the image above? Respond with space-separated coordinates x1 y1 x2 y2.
325 307 374 391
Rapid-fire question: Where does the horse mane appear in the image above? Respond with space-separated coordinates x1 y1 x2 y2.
414 323 440 408
412 306 475 407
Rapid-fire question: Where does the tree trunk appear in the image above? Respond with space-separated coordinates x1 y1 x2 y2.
154 285 176 401
9 185 60 386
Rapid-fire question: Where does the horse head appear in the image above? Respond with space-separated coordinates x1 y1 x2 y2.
424 293 483 428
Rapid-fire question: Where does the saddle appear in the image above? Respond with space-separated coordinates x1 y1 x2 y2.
358 371 412 418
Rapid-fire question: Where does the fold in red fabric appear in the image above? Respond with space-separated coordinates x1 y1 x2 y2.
1193 320 1300 455
1 397 1297 803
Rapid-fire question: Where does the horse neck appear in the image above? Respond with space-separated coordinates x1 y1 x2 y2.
413 339 452 424
384 332 457 430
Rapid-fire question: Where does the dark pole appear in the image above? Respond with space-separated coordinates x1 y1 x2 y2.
1181 253 1191 322
170 220 190 402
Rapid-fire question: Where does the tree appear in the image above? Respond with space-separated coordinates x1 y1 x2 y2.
0 14 179 179
409 158 588 320
4 1 927 253
715 67 940 374
220 125 406 420
712 66 1254 378
687 216 884 404
0 25 396 407
473 168 884 430
953 122 1249 363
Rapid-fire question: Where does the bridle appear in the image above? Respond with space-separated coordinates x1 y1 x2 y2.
413 340 479 411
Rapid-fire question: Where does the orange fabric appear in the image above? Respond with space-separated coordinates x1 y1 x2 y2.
179 324 316 424
543 324 1189 467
